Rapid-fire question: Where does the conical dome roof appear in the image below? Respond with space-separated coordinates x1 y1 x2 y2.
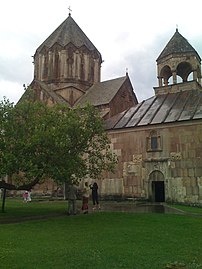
157 29 200 61
36 14 101 59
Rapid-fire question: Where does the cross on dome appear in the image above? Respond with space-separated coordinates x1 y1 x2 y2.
68 6 72 16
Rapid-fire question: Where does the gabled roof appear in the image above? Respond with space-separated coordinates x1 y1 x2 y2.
35 81 70 104
105 87 202 130
20 80 70 105
36 14 101 58
75 76 129 107
157 29 200 61
22 75 134 108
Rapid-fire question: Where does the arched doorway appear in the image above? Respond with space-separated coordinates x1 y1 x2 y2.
149 170 165 202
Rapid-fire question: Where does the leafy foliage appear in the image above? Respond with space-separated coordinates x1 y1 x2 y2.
0 99 117 190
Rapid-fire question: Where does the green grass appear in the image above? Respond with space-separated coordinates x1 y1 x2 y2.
169 203 202 214
0 199 202 269
0 198 67 220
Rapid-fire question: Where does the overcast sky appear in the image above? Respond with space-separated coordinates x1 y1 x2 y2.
1 0 202 103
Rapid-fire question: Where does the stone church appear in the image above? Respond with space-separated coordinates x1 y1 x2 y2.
105 29 202 204
22 13 202 204
23 13 137 119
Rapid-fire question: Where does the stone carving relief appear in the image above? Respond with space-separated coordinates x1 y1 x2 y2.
170 152 182 161
133 154 143 164
123 154 142 176
153 162 160 170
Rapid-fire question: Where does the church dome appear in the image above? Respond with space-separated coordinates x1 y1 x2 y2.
33 13 102 88
36 13 101 59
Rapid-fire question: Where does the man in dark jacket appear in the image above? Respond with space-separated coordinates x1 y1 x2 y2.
90 182 100 210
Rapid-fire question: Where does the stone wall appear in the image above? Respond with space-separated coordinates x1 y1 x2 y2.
101 121 202 204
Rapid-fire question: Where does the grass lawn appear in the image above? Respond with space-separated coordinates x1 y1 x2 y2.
169 203 202 214
0 197 67 221
0 199 202 269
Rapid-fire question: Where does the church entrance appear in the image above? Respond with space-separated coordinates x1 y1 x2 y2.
149 170 165 202
152 181 165 202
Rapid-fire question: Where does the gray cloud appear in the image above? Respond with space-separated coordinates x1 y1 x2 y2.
0 57 32 85
1 26 202 106
102 30 202 103
101 34 169 102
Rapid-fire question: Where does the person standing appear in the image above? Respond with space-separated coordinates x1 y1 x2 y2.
27 190 32 202
90 182 100 210
23 191 28 203
66 183 78 215
81 182 90 214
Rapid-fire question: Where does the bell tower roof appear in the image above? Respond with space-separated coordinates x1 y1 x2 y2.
36 14 101 58
155 29 202 94
157 28 201 62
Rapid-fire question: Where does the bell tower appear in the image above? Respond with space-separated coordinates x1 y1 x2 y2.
155 29 201 94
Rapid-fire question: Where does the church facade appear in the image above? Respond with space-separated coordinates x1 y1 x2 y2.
22 14 202 204
104 29 202 204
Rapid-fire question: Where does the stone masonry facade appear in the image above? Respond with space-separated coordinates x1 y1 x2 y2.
100 122 202 204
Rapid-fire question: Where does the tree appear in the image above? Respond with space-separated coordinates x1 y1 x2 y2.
0 98 117 211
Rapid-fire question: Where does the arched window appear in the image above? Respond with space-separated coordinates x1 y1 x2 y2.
160 65 172 86
176 62 192 82
147 130 162 152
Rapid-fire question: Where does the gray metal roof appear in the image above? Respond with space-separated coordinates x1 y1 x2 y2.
105 88 202 130
157 29 201 61
36 14 101 59
75 76 128 107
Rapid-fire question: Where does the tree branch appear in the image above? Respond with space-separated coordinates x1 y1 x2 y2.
0 176 41 191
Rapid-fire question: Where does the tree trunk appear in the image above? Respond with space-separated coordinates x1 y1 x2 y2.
1 188 6 213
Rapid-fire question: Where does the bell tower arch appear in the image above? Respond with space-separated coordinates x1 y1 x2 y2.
156 29 201 89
